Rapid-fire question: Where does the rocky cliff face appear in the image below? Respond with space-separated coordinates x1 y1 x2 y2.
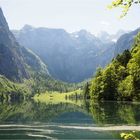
114 28 140 56
13 23 140 83
13 26 115 82
0 8 49 82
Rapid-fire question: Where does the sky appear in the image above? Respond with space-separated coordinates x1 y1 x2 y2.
0 0 140 35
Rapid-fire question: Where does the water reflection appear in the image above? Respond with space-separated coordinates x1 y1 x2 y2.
0 100 92 124
0 99 140 139
90 101 140 126
1 99 140 125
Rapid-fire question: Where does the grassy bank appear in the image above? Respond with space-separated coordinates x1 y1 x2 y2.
34 89 83 106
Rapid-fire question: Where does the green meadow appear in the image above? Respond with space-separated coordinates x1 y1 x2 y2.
34 89 83 106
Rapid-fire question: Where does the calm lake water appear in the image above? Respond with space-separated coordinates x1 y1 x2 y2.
0 99 140 140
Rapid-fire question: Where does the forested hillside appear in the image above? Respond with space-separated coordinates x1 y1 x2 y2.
90 32 140 101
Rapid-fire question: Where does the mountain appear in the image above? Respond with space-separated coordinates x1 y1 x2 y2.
113 30 128 40
0 9 28 81
13 26 115 83
0 8 49 82
98 30 127 43
90 32 140 101
0 8 84 99
0 7 56 98
114 28 140 56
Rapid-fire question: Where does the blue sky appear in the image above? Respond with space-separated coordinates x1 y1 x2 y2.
0 0 140 35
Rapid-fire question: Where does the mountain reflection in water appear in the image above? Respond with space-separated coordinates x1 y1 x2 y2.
0 99 140 139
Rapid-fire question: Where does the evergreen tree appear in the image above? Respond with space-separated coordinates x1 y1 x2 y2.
90 32 140 101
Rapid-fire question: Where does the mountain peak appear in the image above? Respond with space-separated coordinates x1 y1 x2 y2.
0 8 50 82
0 8 9 30
72 29 97 41
22 24 34 31
78 29 89 34
77 30 93 37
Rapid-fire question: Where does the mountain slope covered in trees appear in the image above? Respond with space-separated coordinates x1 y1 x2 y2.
0 8 79 99
0 7 53 97
90 32 140 101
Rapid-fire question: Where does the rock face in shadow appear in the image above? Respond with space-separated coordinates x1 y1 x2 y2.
114 28 140 57
0 8 49 82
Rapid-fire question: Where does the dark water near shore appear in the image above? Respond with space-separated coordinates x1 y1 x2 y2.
0 99 140 139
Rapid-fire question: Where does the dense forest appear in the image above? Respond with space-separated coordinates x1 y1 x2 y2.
90 32 140 101
0 73 83 101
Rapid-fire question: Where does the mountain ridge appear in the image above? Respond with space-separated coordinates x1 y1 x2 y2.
13 25 115 83
114 28 140 56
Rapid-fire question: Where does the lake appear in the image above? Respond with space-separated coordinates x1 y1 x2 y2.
0 98 140 139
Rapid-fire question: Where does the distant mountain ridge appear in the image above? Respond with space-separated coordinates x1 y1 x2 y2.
114 28 140 56
13 25 115 82
98 30 127 43
12 24 140 83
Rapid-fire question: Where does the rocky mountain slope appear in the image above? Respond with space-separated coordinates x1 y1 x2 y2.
0 8 49 82
0 7 55 98
13 26 115 82
114 28 140 56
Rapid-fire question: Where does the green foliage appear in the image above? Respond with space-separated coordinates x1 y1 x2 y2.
31 72 83 95
0 75 35 101
121 132 139 140
0 71 83 101
0 100 86 123
118 75 134 100
108 0 140 18
116 50 131 67
83 82 90 99
90 32 140 101
34 89 83 106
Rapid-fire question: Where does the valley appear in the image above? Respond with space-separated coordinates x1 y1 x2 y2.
0 0 140 139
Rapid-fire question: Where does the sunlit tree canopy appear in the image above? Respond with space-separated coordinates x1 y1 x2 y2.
108 0 140 18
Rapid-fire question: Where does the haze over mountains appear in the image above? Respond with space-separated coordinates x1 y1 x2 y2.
13 25 115 83
98 30 127 43
0 8 78 96
12 25 139 83
0 6 139 84
114 28 140 56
